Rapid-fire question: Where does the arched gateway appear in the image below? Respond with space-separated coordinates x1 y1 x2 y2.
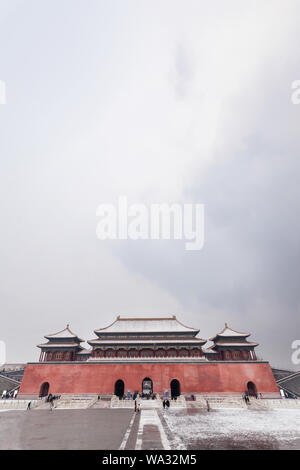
39 382 49 397
170 379 180 397
114 379 124 398
142 377 153 396
247 381 257 397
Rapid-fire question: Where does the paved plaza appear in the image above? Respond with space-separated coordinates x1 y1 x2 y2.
0 407 299 450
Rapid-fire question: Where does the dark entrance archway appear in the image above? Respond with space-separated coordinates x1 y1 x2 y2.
142 377 153 395
39 382 49 397
247 381 257 397
170 379 181 398
114 379 125 398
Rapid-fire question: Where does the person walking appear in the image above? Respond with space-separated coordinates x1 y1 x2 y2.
244 390 250 404
136 396 141 412
27 400 31 411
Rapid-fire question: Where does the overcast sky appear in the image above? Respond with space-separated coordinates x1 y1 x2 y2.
0 0 299 369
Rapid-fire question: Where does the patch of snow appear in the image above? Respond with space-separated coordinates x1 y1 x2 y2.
163 408 300 450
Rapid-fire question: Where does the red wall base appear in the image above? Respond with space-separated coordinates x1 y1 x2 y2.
19 361 279 397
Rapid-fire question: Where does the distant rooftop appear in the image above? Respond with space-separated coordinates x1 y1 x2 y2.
44 324 84 342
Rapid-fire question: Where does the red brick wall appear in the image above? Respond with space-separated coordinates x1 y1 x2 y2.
19 361 279 396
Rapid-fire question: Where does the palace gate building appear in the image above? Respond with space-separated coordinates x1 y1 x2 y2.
19 316 280 398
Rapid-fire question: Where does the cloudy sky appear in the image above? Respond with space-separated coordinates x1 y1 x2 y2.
0 0 299 369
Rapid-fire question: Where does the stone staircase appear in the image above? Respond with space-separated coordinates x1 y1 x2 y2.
141 397 162 409
191 394 208 409
53 394 97 409
194 394 246 409
111 395 164 409
110 396 136 408
167 395 187 408
34 400 54 410
92 397 112 409
110 395 187 409
246 397 270 410
192 395 300 411
256 398 300 410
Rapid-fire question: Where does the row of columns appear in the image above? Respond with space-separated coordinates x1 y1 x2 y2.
92 347 203 359
39 350 77 362
218 350 257 360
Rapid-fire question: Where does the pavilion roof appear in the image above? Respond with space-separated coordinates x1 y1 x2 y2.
44 324 84 343
209 323 251 342
94 315 200 335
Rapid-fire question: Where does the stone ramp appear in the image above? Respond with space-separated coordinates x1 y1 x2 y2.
135 409 171 450
0 374 20 395
277 373 300 398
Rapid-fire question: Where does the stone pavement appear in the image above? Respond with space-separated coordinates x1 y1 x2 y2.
0 409 134 450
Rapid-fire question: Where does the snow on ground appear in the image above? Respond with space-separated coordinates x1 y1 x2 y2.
163 408 300 450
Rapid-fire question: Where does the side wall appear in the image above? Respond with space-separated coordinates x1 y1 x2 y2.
19 362 279 397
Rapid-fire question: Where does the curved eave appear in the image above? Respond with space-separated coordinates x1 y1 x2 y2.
174 317 200 332
37 343 84 350
44 335 84 343
210 342 259 348
209 333 251 341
